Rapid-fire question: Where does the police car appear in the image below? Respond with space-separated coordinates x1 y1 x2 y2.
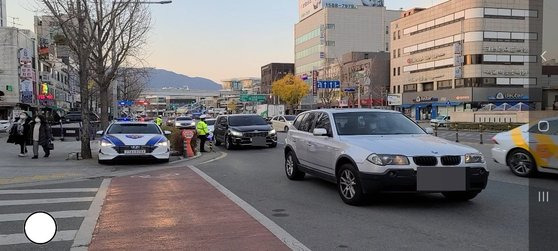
491 117 558 177
97 121 171 164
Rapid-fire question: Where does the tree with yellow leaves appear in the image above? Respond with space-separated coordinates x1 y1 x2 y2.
272 74 310 114
227 99 237 114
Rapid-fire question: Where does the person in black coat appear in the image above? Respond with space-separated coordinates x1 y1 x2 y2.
7 112 32 157
29 115 53 159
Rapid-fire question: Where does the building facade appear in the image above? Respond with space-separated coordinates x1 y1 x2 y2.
0 0 6 27
261 63 295 95
295 0 401 107
0 28 38 119
542 63 558 110
390 0 544 120
221 78 261 94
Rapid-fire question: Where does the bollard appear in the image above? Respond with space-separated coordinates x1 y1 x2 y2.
434 123 438 137
479 124 483 145
59 122 65 141
455 124 459 143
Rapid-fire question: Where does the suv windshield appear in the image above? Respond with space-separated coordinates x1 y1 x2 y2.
108 124 161 134
333 112 425 135
228 116 267 126
205 119 216 126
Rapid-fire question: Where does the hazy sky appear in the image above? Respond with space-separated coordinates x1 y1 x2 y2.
4 0 483 83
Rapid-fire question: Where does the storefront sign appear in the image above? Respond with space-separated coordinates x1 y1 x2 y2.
409 74 445 82
20 65 34 79
18 48 32 64
488 92 529 100
387 94 402 106
407 53 446 64
483 46 528 54
414 96 438 103
484 69 528 76
299 0 384 20
455 96 470 100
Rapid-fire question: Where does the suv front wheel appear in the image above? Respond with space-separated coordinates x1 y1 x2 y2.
337 164 365 205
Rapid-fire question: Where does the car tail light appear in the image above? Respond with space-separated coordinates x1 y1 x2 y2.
491 137 499 144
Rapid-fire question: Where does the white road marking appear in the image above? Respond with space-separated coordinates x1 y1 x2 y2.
0 188 98 194
190 166 310 251
71 178 111 250
0 230 76 246
0 197 94 206
197 152 228 165
0 210 87 222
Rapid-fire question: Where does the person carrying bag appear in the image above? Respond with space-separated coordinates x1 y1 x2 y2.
7 112 32 157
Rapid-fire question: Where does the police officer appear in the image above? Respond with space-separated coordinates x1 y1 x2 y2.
196 115 209 152
155 115 163 127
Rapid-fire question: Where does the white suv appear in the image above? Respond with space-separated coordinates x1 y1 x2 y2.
284 109 489 205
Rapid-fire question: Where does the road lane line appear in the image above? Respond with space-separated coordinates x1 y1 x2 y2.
0 230 77 245
0 188 98 194
71 178 111 251
0 210 88 222
190 166 310 251
0 197 94 206
197 152 228 165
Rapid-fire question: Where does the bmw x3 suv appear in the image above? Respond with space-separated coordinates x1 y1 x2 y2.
284 109 489 205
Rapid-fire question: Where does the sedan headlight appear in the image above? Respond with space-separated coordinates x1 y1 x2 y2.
100 139 114 147
175 122 181 126
157 140 169 147
465 153 485 163
190 121 196 126
229 130 243 137
367 154 409 166
268 129 276 135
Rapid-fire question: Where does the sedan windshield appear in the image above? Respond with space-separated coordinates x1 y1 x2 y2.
108 124 161 134
229 116 267 126
176 117 192 121
333 112 425 135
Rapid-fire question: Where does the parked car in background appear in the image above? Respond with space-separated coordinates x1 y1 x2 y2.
166 117 176 126
491 117 558 177
174 116 196 129
430 115 451 127
205 118 216 133
0 120 10 132
64 112 100 123
284 109 489 205
213 114 277 150
271 115 297 132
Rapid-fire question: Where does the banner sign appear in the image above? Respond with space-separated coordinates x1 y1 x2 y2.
299 0 384 20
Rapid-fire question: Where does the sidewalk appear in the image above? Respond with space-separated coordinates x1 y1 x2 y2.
88 166 289 250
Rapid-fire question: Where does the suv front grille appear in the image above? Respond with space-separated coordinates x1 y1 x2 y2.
244 132 268 138
413 156 438 166
441 156 461 166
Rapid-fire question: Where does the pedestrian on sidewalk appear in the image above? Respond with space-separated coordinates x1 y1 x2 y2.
29 115 53 159
7 112 31 157
196 115 209 152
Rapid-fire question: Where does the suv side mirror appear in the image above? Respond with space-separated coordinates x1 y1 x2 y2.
313 128 328 137
96 130 104 136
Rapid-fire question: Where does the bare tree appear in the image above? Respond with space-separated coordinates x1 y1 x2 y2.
118 67 148 101
89 0 151 129
42 0 98 159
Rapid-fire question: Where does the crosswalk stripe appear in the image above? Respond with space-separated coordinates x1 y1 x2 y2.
0 188 98 195
0 230 77 246
0 197 94 206
0 210 88 222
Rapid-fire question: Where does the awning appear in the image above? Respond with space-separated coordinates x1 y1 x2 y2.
400 104 413 109
414 103 431 109
432 102 462 107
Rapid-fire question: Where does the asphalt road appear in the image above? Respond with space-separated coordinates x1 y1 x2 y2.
196 133 558 250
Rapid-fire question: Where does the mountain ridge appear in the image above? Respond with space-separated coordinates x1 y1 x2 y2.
145 68 222 91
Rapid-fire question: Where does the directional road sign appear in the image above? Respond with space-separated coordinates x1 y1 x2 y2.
317 80 341 89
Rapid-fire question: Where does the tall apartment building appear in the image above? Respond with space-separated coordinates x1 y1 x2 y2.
295 0 401 106
390 0 543 120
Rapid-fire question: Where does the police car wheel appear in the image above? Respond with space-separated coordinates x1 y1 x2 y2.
507 149 536 177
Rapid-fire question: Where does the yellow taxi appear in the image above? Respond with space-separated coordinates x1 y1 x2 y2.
491 117 558 177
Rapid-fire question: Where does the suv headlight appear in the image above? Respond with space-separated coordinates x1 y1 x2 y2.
465 153 485 163
367 154 409 166
100 139 114 147
229 130 243 137
268 129 276 135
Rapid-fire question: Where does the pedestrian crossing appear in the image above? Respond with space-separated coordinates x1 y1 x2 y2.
0 180 106 250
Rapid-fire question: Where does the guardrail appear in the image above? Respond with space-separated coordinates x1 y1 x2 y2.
431 122 518 144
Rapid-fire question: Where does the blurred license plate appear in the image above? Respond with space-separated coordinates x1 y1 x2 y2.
124 150 145 154
252 137 267 146
417 167 466 191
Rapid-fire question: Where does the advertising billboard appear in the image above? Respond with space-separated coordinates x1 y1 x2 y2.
299 0 384 20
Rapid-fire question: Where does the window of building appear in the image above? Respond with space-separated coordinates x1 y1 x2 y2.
397 49 400 58
397 30 401 39
455 79 464 88
437 80 453 90
326 24 335 29
295 28 320 45
386 26 389 35
404 84 417 92
423 82 434 91
397 67 401 76
393 68 396 76
397 85 401 93
393 50 396 58
393 31 397 41
326 41 335 46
